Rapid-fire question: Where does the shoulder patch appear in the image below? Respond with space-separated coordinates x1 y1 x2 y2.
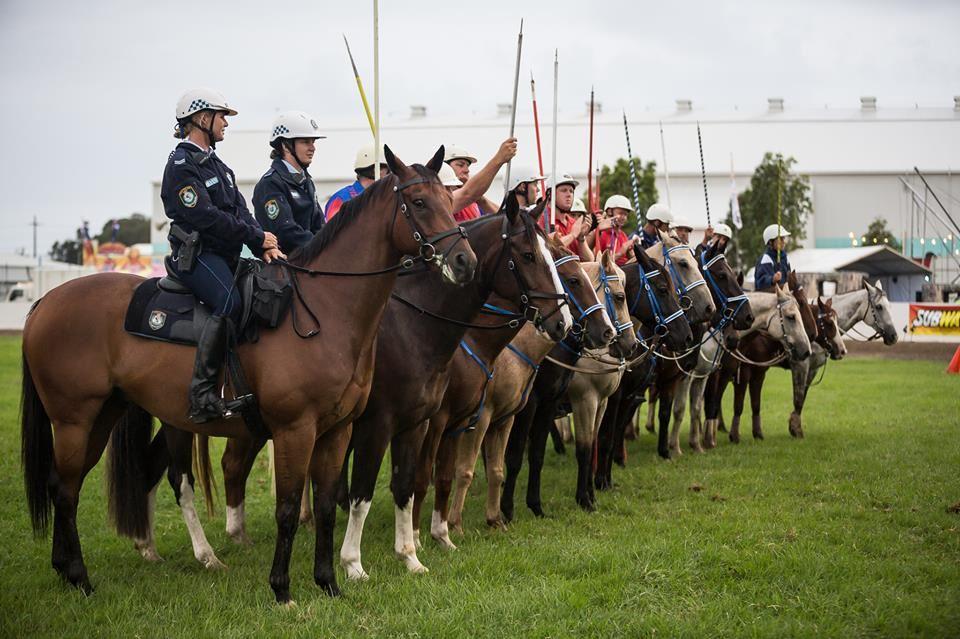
760 253 774 265
265 199 280 220
179 186 198 208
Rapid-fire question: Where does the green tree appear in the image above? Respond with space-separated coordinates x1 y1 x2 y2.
597 157 658 235
724 153 811 270
96 213 150 246
863 217 901 251
49 240 82 264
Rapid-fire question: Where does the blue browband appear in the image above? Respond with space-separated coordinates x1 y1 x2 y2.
701 252 748 322
597 266 634 335
553 254 604 327
662 243 706 299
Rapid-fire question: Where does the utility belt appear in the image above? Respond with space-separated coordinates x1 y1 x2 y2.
170 224 202 273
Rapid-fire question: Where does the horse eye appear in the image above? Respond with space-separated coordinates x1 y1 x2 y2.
523 252 535 262
681 262 689 269
566 277 580 287
787 316 797 322
413 198 425 208
614 294 625 302
717 272 727 280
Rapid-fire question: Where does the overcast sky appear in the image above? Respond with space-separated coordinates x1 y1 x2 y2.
0 0 957 255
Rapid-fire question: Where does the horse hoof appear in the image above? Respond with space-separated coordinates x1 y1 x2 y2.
341 559 369 581
529 504 546 518
318 580 341 597
399 554 429 574
201 554 227 571
486 517 508 531
434 535 458 551
577 500 596 513
136 545 163 563
229 531 254 547
753 431 764 441
644 423 656 434
671 445 683 457
729 434 739 444
279 599 297 609
689 442 704 453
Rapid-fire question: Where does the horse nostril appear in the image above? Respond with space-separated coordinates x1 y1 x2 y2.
686 333 695 347
454 252 467 266
602 327 615 343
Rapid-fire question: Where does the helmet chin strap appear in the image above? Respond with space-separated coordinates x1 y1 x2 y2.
192 111 219 150
282 140 307 174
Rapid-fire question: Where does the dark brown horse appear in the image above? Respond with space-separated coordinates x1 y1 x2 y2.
20 146 476 603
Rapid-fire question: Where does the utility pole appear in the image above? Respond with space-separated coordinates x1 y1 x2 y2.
30 215 39 259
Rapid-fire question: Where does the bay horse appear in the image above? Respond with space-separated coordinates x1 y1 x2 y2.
422 243 616 548
785 279 896 437
501 245 693 521
728 272 819 443
20 146 477 603
700 285 813 449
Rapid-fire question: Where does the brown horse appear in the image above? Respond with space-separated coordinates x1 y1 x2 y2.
20 146 477 603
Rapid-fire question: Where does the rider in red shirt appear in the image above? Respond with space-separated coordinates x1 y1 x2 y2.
541 173 593 261
590 194 634 266
445 140 517 222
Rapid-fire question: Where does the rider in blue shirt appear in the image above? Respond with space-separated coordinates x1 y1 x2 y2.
253 111 326 252
161 88 284 423
754 224 792 290
634 202 672 248
324 145 389 221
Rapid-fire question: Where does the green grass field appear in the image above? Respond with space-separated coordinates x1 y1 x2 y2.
0 334 958 638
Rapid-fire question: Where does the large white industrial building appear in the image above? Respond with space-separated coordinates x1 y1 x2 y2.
151 96 960 286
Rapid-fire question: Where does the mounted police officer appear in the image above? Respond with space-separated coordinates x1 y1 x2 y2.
253 111 326 252
755 223 792 289
161 88 284 423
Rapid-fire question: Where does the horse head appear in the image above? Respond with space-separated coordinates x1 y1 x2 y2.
787 271 818 343
384 145 477 284
651 229 716 325
701 240 753 330
817 297 846 360
771 284 811 360
626 243 694 353
862 279 898 345
547 235 615 350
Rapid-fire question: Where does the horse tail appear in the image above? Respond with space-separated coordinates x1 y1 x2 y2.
192 435 218 519
106 404 153 539
21 355 53 538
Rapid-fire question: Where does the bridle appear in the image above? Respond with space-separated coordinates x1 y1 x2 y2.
815 306 839 356
700 251 749 328
554 254 605 336
842 288 887 342
596 265 634 336
628 260 686 338
661 242 704 312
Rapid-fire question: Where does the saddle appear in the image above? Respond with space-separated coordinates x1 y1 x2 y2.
123 257 294 437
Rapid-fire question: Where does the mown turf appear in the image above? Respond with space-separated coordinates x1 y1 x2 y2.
0 334 957 638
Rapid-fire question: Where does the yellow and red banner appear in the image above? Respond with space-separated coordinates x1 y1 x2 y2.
908 304 960 335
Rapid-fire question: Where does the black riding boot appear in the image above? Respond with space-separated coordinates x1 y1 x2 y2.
189 315 230 423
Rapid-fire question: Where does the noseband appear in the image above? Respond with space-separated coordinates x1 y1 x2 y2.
596 265 633 336
629 261 686 337
701 252 749 325
662 243 706 311
393 175 468 265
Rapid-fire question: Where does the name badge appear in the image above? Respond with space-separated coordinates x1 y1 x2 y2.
205 176 220 188
290 190 301 199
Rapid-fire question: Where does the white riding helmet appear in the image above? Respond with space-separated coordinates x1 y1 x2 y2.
437 163 462 187
550 173 580 189
508 167 545 192
176 88 237 119
672 215 693 231
354 145 386 170
604 194 633 212
444 145 477 165
762 223 792 245
571 198 587 213
269 111 326 143
713 222 733 239
646 202 673 224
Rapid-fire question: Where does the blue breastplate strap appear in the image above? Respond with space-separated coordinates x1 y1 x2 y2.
506 343 539 408
448 339 495 436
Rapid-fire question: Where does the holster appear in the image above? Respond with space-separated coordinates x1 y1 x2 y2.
170 224 202 273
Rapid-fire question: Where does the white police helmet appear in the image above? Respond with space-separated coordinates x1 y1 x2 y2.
354 145 386 170
604 194 633 212
646 202 673 224
713 222 733 239
571 198 587 213
438 163 462 187
762 223 791 245
508 167 545 192
672 215 693 231
270 111 326 143
444 145 477 165
176 88 237 119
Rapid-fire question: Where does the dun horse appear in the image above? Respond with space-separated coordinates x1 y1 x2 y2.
21 147 476 603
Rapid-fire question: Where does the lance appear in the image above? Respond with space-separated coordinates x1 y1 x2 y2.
343 34 376 138
504 19 523 191
549 50 558 233
588 87 595 212
622 110 641 216
697 121 711 227
373 0 381 180
659 120 672 208
777 158 782 265
530 72 546 196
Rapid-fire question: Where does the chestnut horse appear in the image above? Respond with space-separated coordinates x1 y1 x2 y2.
20 147 476 603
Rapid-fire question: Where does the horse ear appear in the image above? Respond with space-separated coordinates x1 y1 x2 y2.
788 270 798 290
384 145 406 176
601 249 614 269
737 271 744 287
875 279 883 291
530 196 548 222
504 190 519 222
825 297 833 309
862 278 873 291
657 228 670 244
426 146 445 173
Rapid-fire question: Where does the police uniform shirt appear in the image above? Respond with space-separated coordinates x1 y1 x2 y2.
754 246 791 290
253 159 324 252
160 140 264 261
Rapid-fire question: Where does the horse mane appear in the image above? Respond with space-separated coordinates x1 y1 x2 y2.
289 165 437 266
459 207 545 265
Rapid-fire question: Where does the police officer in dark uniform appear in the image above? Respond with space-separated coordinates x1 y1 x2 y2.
253 110 326 251
161 88 285 423
754 223 792 290
635 201 673 248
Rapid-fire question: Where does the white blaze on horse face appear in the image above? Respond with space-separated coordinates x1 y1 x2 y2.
340 499 372 581
536 234 574 332
179 475 224 569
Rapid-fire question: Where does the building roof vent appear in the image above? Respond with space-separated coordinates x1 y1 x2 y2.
497 103 512 117
675 99 692 112
409 105 427 119
954 96 960 111
768 97 784 112
860 96 877 111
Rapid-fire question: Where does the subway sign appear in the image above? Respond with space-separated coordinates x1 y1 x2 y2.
908 304 960 335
